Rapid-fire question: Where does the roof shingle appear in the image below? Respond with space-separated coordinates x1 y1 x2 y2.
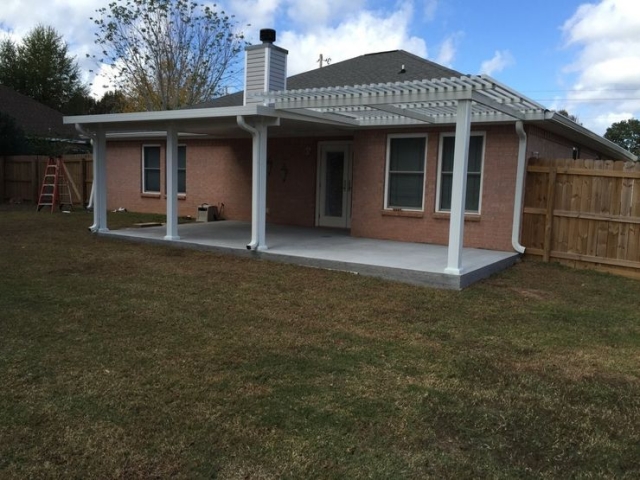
194 50 463 109
0 85 77 138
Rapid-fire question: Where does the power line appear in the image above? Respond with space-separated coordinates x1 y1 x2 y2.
533 97 640 102
522 87 640 94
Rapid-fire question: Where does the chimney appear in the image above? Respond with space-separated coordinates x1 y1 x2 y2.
244 29 288 105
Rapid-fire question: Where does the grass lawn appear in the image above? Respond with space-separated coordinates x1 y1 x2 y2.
1 206 639 479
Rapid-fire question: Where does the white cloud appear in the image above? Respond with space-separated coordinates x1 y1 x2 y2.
561 0 640 134
435 32 463 67
224 0 281 35
284 0 367 30
422 0 439 21
279 3 427 75
479 50 514 76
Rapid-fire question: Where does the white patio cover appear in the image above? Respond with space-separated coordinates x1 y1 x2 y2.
259 74 549 126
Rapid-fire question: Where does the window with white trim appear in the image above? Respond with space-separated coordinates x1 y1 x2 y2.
175 145 186 194
385 134 427 210
163 146 187 195
437 133 484 213
142 145 161 193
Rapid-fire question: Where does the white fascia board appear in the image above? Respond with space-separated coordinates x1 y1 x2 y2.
357 112 524 127
547 112 637 161
63 105 277 126
277 108 361 126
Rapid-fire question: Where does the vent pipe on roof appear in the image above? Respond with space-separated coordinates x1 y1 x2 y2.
260 28 276 43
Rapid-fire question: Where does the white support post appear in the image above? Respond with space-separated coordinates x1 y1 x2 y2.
250 120 268 250
93 128 109 233
164 125 180 240
445 99 472 275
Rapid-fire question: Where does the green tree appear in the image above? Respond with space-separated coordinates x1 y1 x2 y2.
0 25 90 114
90 90 130 114
91 0 247 111
557 109 581 124
604 118 640 158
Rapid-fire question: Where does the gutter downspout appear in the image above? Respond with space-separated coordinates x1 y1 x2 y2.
512 121 527 254
236 115 261 250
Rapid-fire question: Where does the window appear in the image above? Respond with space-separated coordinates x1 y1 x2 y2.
143 145 187 195
177 145 187 194
164 145 187 195
142 145 161 193
437 133 484 213
385 134 427 210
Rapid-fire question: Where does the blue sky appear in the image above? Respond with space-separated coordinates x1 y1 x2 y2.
1 0 639 134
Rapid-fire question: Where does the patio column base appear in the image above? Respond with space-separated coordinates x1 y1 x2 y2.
246 244 268 251
164 235 180 241
444 267 464 275
97 228 110 233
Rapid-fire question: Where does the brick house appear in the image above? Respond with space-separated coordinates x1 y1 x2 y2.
65 29 635 280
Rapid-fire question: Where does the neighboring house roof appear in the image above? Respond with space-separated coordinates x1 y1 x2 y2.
194 50 462 109
0 85 77 138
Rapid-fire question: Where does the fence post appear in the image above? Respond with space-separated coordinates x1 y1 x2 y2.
81 158 88 205
0 156 5 203
543 166 557 262
31 157 40 203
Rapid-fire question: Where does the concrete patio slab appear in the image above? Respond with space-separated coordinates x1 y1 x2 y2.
103 221 520 289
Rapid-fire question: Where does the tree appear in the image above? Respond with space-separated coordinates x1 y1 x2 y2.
604 118 640 158
92 0 248 111
557 109 581 124
0 25 90 113
90 90 130 114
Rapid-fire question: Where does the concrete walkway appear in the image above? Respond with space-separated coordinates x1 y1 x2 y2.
104 221 520 289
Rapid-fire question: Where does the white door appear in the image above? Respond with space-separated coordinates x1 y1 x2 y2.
317 143 352 228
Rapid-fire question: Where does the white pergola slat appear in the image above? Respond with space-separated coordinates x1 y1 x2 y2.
258 74 547 126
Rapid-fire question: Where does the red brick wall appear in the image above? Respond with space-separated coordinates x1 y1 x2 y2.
106 137 321 224
106 138 253 218
266 137 318 227
350 125 520 251
526 125 601 159
106 128 522 251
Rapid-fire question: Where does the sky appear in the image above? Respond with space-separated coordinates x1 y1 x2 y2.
1 0 639 135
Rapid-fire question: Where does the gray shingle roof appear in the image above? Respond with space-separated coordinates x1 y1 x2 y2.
0 85 77 138
193 50 463 109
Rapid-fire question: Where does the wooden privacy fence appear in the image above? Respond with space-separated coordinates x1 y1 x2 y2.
522 158 640 279
0 155 93 205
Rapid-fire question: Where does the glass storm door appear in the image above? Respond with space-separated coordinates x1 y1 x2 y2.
317 144 352 228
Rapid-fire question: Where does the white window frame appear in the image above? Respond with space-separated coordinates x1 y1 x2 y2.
384 133 428 211
142 144 162 193
178 144 186 195
436 132 486 214
164 144 187 195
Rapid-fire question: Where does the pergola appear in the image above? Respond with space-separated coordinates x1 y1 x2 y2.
66 74 551 276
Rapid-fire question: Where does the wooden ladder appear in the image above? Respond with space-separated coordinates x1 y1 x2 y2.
36 157 74 212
